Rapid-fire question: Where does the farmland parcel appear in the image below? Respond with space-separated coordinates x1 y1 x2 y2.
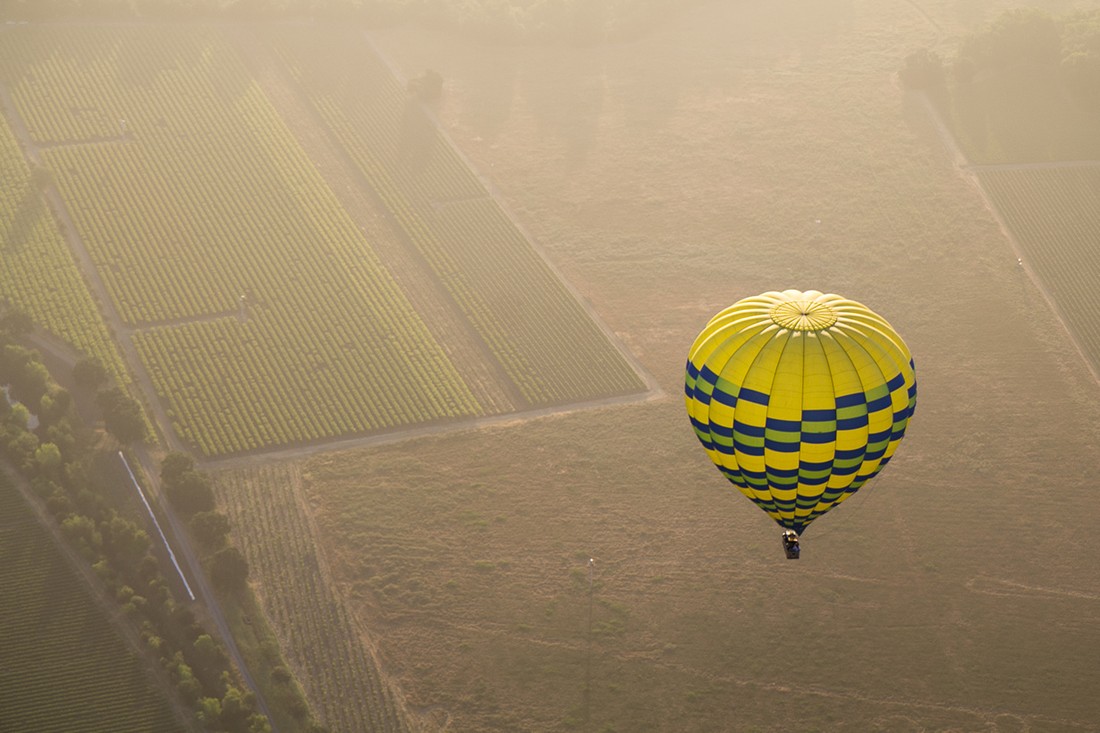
0 471 187 733
0 24 646 457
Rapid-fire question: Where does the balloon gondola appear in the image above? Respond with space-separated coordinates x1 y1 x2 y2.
684 290 917 557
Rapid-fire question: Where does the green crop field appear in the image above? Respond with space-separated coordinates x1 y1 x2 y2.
0 472 187 733
0 112 128 385
267 26 647 406
0 23 646 457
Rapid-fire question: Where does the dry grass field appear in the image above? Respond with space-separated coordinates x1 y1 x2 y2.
222 1 1100 731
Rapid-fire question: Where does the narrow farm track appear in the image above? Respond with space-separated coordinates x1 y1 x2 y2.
209 381 664 471
0 84 187 454
228 26 521 416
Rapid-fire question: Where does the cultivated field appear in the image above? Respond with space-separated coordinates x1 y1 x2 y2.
219 463 411 733
0 24 645 457
977 166 1100 375
5 1 1100 732
0 472 187 733
221 1 1100 732
0 103 128 384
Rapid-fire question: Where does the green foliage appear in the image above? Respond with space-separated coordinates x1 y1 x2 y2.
72 355 109 392
164 469 216 518
60 513 103 561
95 387 146 445
0 338 272 731
0 473 187 732
33 440 61 473
210 545 250 591
273 26 646 407
1 343 50 406
219 465 411 732
190 509 232 550
0 113 131 389
3 25 483 456
160 451 196 484
2 24 645 456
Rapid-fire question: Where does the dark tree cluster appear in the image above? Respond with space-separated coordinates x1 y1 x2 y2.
160 452 250 592
902 8 1100 109
0 331 271 733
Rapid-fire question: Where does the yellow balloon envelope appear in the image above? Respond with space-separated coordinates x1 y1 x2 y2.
685 290 916 535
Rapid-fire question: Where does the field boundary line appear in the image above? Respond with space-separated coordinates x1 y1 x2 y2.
965 159 1100 172
284 462 419 732
207 384 665 469
361 28 662 398
918 90 1100 388
232 24 524 415
0 81 189 454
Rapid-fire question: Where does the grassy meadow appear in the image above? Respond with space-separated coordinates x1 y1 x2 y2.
229 1 1100 731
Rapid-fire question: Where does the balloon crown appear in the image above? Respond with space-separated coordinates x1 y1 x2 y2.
769 298 838 331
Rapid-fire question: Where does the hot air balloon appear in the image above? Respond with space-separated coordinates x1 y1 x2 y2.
684 290 916 557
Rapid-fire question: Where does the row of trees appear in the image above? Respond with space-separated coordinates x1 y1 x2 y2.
901 8 1100 107
161 451 254 592
0 308 275 733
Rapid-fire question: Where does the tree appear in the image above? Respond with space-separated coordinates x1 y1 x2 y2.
190 510 231 550
4 427 39 472
192 634 229 676
210 546 249 591
103 513 152 572
34 441 62 476
96 387 146 444
72 355 109 392
61 514 103 561
160 451 196 484
2 344 49 406
0 308 34 337
165 470 216 517
899 48 946 90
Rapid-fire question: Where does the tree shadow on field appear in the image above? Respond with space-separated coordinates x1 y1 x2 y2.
1 183 45 254
398 95 440 176
454 53 518 145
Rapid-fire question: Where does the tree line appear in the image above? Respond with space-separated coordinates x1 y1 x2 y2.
900 8 1100 162
0 307 326 733
900 7 1100 107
